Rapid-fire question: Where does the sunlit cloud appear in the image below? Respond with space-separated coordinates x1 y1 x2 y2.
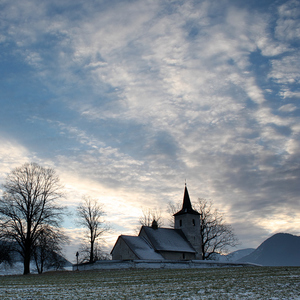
0 0 299 258
0 139 31 183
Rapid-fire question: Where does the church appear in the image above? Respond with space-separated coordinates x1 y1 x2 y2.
111 185 202 260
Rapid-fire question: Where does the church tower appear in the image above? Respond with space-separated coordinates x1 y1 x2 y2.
174 185 201 259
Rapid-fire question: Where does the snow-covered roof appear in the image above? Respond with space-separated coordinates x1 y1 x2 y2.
140 227 196 253
121 235 164 260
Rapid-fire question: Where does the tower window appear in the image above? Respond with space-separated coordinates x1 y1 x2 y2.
179 220 182 227
192 219 195 226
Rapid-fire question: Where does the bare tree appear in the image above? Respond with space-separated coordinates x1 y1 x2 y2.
32 225 68 274
139 208 163 227
0 239 13 266
0 163 65 274
168 198 238 260
167 202 181 227
77 240 110 263
76 196 109 263
197 198 238 260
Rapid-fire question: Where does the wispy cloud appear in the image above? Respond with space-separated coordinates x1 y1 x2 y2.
0 0 299 254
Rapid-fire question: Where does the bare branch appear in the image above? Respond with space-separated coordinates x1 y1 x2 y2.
76 196 109 263
0 163 66 274
168 197 238 260
196 198 238 260
139 208 163 227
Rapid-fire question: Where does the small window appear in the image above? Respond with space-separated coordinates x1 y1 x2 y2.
179 220 182 227
192 219 195 226
183 253 185 260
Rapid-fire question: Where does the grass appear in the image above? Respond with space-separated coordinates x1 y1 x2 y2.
0 266 299 299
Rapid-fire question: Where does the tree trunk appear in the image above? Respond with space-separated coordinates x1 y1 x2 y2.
201 243 205 260
90 240 94 263
23 252 31 275
23 239 31 275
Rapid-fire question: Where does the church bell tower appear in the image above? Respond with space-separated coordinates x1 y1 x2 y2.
174 185 201 259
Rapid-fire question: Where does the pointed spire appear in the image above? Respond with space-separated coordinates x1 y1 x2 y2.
182 184 192 211
174 184 200 216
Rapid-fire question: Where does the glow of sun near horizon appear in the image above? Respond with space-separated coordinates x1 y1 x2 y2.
0 0 299 260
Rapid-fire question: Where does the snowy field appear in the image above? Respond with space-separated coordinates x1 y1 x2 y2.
0 266 299 299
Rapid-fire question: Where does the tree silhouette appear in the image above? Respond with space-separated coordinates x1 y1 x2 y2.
197 198 238 260
76 196 109 263
0 163 66 274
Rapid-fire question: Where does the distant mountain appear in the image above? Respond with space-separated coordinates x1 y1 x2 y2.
238 233 300 266
217 248 255 262
225 248 255 262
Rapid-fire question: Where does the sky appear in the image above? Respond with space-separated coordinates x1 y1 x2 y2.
0 0 299 262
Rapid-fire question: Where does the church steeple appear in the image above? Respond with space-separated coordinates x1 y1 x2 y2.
173 184 201 259
174 185 200 216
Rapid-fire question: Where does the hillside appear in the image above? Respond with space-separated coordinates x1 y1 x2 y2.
238 233 300 266
225 248 255 262
216 248 255 262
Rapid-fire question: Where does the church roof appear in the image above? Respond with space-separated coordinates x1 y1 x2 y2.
117 235 164 260
140 226 196 253
173 185 200 216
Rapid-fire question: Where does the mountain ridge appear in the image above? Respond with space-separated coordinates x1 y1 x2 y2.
237 233 300 266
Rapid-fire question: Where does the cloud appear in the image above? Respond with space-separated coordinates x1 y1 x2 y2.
0 0 299 257
279 104 298 112
276 0 300 41
0 139 30 180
